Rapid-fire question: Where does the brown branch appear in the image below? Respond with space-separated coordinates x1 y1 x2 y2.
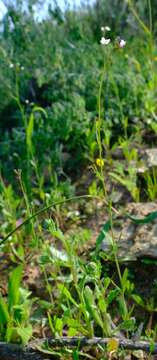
0 336 157 359
0 342 44 360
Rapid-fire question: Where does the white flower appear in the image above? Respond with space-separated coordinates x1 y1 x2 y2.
119 39 126 48
21 66 24 70
9 63 14 68
101 26 111 32
25 99 29 104
100 37 111 45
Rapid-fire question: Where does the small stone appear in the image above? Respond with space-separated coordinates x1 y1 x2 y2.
143 148 157 168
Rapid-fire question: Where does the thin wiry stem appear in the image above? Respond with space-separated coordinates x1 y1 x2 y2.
0 194 119 246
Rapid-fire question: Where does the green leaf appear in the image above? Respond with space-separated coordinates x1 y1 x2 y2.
58 284 78 307
96 220 111 251
107 289 120 305
6 327 18 343
120 318 136 331
55 317 63 336
110 172 127 188
104 277 111 291
73 350 79 360
32 106 47 118
127 211 157 224
17 325 33 345
26 106 47 154
8 265 23 311
118 294 128 320
84 286 103 329
132 294 145 307
68 327 78 336
47 312 55 334
121 268 130 292
0 296 10 324
26 112 34 154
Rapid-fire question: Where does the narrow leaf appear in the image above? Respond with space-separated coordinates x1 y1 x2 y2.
26 112 34 153
127 211 157 224
73 350 79 360
0 296 10 324
58 284 78 307
96 220 111 250
8 265 23 310
84 286 104 329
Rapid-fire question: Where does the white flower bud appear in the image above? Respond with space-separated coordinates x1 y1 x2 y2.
105 26 111 31
119 39 126 48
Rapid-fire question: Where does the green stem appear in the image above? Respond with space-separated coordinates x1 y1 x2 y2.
128 0 151 35
148 0 152 33
96 52 111 196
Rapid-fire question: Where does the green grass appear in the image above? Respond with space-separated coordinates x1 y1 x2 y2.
1 0 157 358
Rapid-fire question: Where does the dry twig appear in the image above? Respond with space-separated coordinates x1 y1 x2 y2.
0 336 157 359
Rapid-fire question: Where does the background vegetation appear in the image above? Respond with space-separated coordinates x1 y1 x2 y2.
1 0 157 358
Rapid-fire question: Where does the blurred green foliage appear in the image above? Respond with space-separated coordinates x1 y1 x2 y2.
0 0 157 182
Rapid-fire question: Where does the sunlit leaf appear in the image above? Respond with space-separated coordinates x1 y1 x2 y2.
8 265 23 311
17 325 33 345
